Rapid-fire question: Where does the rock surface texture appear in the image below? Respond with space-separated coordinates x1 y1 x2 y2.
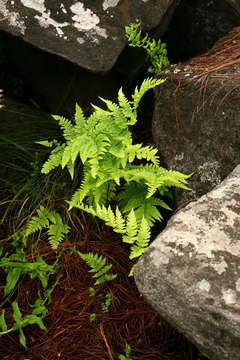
152 26 240 205
134 165 240 360
0 0 178 73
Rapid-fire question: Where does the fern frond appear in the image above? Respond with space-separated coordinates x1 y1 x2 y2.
74 103 86 131
118 87 135 123
53 115 75 142
78 252 117 285
99 97 121 115
41 144 65 174
129 217 151 259
25 206 49 236
118 182 167 226
69 169 97 207
136 145 160 165
36 139 59 148
101 293 112 313
123 209 138 244
114 207 126 234
127 143 159 166
47 211 70 249
86 109 109 134
131 78 165 114
26 206 69 249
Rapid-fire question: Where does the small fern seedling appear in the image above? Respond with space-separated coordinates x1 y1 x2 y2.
76 252 116 321
26 205 70 249
101 292 112 313
78 252 117 285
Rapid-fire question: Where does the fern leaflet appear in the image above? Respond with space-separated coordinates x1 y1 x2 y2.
78 252 117 285
26 206 69 249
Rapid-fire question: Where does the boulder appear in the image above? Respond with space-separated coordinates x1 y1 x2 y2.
163 0 240 62
0 0 178 73
152 26 240 205
134 164 240 360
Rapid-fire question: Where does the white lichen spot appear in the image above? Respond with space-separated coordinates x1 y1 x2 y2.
150 250 169 266
0 2 26 35
175 152 184 161
95 26 108 39
102 0 120 11
20 0 68 37
212 260 228 275
13 13 26 33
222 288 237 305
77 37 85 44
198 161 221 186
236 279 240 292
21 0 45 13
60 3 67 14
198 279 211 292
70 2 99 31
35 10 69 36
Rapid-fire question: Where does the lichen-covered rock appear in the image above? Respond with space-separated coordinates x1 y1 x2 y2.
152 26 240 206
0 0 178 73
134 165 240 360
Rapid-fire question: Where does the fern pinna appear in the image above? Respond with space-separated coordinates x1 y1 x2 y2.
38 78 190 260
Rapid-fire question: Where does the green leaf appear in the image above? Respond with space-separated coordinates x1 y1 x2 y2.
12 301 23 327
4 268 22 296
89 287 96 297
19 328 27 349
0 310 7 332
90 313 97 322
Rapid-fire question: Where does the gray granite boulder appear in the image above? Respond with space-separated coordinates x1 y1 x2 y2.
0 0 179 73
134 165 240 360
152 26 240 205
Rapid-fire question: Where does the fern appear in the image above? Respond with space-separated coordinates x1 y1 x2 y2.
118 182 169 226
78 252 117 285
101 293 112 313
131 78 166 113
25 205 50 235
76 203 150 260
125 23 170 74
38 78 190 261
26 206 69 249
47 211 70 249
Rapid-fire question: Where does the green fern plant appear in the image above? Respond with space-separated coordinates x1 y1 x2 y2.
78 252 117 285
125 23 170 74
38 78 190 261
25 205 70 249
77 251 116 321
